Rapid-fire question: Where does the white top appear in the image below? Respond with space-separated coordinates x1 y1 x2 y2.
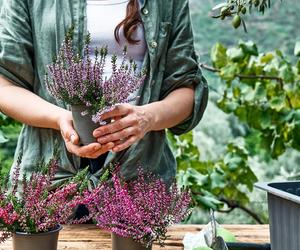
86 0 147 79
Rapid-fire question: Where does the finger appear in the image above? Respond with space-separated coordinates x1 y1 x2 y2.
97 126 138 144
67 142 102 158
88 142 115 159
93 114 137 137
60 121 79 145
112 136 137 152
112 140 123 146
99 104 132 121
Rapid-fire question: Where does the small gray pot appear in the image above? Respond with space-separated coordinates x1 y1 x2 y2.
112 233 152 250
71 105 100 145
12 225 62 250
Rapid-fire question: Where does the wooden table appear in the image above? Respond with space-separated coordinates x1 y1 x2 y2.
1 224 270 249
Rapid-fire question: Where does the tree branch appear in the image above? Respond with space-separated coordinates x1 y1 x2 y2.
220 198 264 224
200 63 294 108
200 63 284 85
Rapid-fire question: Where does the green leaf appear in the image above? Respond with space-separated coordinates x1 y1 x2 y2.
195 193 223 210
270 94 286 111
279 64 294 83
296 60 300 74
210 171 226 190
294 41 300 57
259 111 271 130
254 82 266 99
189 168 208 186
247 107 264 130
220 64 239 81
292 124 300 151
271 137 286 158
0 131 8 144
287 89 300 109
260 52 274 64
177 170 193 187
211 43 228 68
217 228 237 242
234 106 247 122
239 41 258 56
226 47 245 62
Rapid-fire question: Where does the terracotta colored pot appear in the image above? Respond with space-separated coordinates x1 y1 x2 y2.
12 225 62 250
112 233 152 250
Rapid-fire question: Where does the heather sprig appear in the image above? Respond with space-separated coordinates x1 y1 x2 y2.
45 32 146 123
93 166 191 247
0 155 98 243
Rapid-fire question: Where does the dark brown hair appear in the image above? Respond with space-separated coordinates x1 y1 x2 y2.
114 0 141 44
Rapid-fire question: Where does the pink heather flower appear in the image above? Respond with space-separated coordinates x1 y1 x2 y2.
45 31 146 124
92 166 191 247
0 155 97 243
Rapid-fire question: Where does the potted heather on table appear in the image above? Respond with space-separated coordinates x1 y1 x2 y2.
46 30 146 145
92 166 191 250
0 154 97 250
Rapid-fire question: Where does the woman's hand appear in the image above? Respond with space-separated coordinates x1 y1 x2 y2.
58 111 114 159
93 87 195 153
93 104 154 153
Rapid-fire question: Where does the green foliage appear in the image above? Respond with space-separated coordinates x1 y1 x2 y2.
210 41 300 159
169 131 257 212
217 227 237 242
0 113 21 176
212 0 274 31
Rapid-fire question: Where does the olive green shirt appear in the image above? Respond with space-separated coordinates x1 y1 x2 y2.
0 0 208 186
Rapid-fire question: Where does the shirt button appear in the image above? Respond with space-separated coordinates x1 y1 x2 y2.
150 41 158 49
142 8 149 15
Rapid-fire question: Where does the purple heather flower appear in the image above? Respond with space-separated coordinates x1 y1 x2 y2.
0 155 98 243
91 166 191 247
45 33 146 124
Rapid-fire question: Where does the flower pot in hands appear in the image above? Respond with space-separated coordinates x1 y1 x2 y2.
112 233 152 250
12 225 62 250
71 105 100 145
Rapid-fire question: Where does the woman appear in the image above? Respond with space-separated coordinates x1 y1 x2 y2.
0 0 208 187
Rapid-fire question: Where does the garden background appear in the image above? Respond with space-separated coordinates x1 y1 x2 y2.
1 0 300 225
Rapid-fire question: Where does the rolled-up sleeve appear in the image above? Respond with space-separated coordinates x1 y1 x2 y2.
0 0 34 91
160 0 208 135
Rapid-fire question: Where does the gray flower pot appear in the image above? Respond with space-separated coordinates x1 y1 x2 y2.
12 225 62 250
112 233 152 250
71 105 99 145
255 181 300 250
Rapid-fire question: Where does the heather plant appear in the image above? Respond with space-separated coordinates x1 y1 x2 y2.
93 166 191 247
45 30 146 123
0 154 97 243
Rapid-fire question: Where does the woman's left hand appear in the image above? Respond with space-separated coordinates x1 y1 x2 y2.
93 104 154 153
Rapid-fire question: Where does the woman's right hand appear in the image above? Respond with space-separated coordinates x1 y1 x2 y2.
58 111 114 159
